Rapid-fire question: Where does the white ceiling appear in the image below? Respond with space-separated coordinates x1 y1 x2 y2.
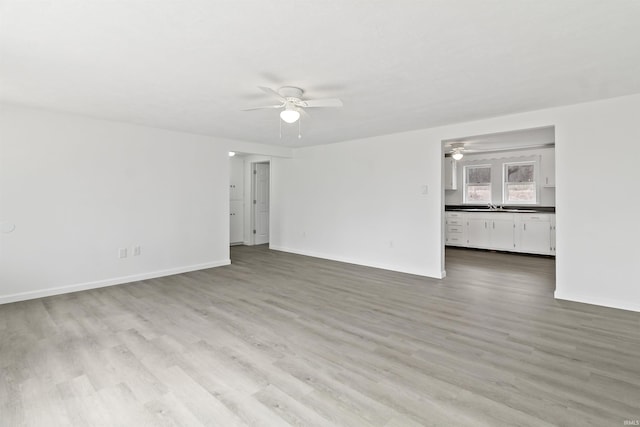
1 1 639 147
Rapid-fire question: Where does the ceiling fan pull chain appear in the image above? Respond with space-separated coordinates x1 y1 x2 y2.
298 119 302 139
279 117 282 139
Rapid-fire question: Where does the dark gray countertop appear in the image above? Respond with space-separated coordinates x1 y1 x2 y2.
445 205 555 213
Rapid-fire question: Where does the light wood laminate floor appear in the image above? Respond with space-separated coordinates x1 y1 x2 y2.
1 246 639 426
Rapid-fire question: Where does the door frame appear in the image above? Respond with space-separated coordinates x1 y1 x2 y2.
249 160 270 246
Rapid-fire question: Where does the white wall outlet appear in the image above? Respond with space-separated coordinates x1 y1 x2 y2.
133 245 141 256
118 248 127 258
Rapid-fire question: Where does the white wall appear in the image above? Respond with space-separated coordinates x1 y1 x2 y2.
0 105 288 304
445 147 556 206
271 133 443 277
3 94 639 312
271 93 640 312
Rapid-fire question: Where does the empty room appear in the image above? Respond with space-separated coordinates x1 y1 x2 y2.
1 1 639 426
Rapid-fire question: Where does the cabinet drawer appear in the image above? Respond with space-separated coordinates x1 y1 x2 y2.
446 235 465 244
447 218 464 226
446 212 464 218
518 214 551 222
447 225 464 234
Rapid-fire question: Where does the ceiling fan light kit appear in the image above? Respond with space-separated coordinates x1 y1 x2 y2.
243 86 343 133
451 143 465 160
280 106 301 124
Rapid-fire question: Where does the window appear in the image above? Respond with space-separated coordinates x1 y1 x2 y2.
464 165 491 204
503 162 536 204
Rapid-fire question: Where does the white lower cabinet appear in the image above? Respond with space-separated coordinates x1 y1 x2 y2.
446 211 555 255
466 217 489 248
490 216 516 251
515 214 553 255
465 213 515 251
550 215 556 255
445 212 467 246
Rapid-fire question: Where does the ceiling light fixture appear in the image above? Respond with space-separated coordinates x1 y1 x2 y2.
451 143 465 160
228 151 236 157
280 106 300 124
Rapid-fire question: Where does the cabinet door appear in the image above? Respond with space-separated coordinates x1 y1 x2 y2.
519 221 551 254
467 218 489 247
550 216 556 255
230 201 244 244
229 157 244 200
444 158 457 190
541 150 555 187
490 218 515 251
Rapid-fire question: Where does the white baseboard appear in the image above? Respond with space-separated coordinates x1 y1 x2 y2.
0 259 231 305
554 290 640 313
269 245 443 279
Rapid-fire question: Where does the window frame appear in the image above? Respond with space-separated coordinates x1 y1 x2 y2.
463 164 492 205
502 160 538 205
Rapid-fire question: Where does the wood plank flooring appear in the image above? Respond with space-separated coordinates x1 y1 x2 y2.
1 245 639 426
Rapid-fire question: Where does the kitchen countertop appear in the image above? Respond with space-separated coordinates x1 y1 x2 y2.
445 205 555 213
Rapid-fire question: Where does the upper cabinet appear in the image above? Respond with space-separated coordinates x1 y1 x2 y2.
444 157 457 190
540 149 555 187
229 156 244 200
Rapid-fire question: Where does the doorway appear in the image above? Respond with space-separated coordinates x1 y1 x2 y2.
442 126 557 292
228 154 271 248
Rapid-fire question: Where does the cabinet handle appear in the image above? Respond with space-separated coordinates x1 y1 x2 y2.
484 222 487 229
524 224 527 231
492 222 495 229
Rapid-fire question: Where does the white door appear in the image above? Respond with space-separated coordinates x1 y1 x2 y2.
253 163 270 245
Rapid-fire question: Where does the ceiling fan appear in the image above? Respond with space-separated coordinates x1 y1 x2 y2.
242 86 343 124
450 142 465 160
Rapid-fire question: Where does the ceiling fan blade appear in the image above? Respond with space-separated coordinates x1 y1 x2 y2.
241 103 284 111
258 86 286 102
298 98 343 108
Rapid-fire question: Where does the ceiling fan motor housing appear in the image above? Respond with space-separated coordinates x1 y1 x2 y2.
278 86 304 99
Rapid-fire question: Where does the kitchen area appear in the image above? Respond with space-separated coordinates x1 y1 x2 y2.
444 127 556 257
